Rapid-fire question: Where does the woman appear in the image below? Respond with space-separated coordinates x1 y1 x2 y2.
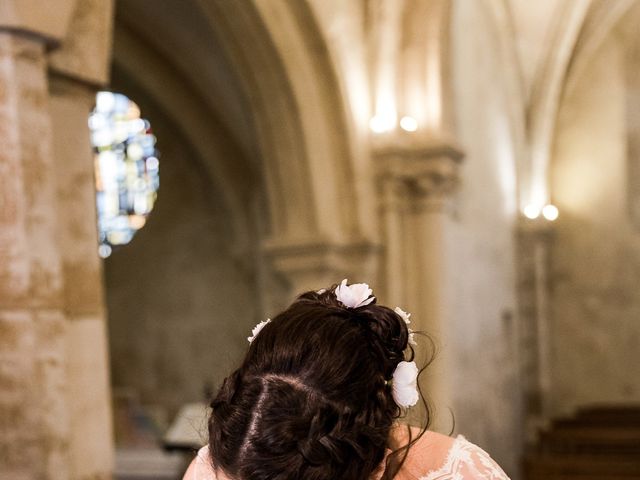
183 281 510 479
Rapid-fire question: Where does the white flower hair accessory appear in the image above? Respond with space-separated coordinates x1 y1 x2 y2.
334 279 375 308
248 318 271 343
391 360 419 407
394 307 411 324
394 307 417 346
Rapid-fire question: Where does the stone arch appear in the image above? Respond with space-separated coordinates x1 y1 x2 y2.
109 0 377 296
103 0 383 423
196 0 364 247
190 0 382 294
477 0 529 183
564 0 637 95
111 17 255 254
525 0 637 209
525 0 593 209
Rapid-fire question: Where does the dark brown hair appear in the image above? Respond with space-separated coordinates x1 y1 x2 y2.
208 286 430 479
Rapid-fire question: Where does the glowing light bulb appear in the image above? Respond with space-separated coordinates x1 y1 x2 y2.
399 116 418 132
523 204 541 220
369 116 386 133
369 112 397 133
542 204 559 221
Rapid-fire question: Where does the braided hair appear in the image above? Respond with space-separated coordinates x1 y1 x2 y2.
208 286 430 479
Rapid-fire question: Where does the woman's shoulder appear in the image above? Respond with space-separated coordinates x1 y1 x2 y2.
182 445 225 480
392 426 511 480
387 426 454 479
185 429 510 480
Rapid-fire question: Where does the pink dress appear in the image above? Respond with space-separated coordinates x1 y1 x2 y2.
189 433 511 480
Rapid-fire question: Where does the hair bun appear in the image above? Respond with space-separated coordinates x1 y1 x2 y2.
297 285 409 377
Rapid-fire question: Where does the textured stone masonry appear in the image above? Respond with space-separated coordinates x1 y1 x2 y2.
0 33 70 479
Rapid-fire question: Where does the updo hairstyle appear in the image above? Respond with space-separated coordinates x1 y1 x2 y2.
208 286 429 480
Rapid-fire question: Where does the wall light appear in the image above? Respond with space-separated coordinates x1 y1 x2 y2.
369 114 395 134
523 204 541 220
399 116 418 132
542 204 559 221
523 204 559 221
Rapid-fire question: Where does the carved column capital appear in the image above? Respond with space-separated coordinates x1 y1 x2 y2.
262 237 382 294
374 136 464 212
0 0 79 47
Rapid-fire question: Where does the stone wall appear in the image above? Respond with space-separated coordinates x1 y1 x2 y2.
549 24 640 415
104 97 262 423
0 32 71 480
49 74 114 479
446 0 522 474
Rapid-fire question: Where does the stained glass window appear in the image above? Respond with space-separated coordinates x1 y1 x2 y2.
89 92 159 258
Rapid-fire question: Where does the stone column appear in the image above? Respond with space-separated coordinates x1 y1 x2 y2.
0 1 115 478
48 74 114 480
517 219 554 440
375 136 463 431
47 1 115 477
378 178 406 304
0 32 70 479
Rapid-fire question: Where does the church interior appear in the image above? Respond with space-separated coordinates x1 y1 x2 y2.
1 0 640 479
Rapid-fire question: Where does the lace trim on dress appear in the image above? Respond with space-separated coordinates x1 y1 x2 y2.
420 436 510 480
